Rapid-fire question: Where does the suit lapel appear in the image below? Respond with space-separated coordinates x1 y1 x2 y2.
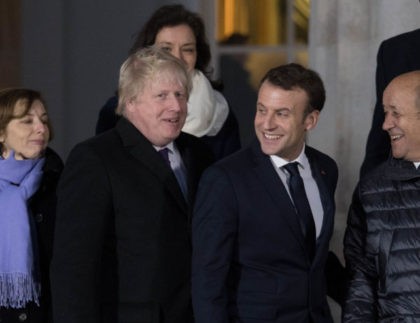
251 142 306 250
250 142 335 263
116 118 187 213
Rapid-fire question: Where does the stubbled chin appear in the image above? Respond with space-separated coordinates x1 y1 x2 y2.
260 142 280 155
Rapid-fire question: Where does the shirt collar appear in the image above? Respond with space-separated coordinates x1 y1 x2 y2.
153 141 175 153
270 144 308 170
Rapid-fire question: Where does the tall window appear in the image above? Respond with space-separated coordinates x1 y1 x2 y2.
200 0 311 146
215 0 310 89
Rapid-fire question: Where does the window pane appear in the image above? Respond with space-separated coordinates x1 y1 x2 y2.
246 52 289 88
293 0 310 44
295 50 309 66
218 0 310 46
217 0 288 45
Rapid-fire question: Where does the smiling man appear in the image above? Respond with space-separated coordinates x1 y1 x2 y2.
343 70 420 322
192 63 338 323
50 47 213 323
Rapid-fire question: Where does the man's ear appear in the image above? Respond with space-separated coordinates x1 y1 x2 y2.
125 96 140 117
304 109 320 131
125 98 135 112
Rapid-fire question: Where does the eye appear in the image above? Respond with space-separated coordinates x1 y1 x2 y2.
276 110 289 118
20 117 33 124
157 93 167 99
160 46 172 53
175 91 187 99
183 47 195 53
391 111 401 118
257 107 266 115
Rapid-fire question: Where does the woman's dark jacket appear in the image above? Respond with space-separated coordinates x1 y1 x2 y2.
0 148 63 323
95 96 241 160
343 158 420 322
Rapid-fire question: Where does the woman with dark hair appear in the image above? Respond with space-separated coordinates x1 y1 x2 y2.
0 88 63 323
96 4 240 160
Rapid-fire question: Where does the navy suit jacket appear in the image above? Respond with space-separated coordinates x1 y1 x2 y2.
192 141 338 323
51 118 213 323
360 28 420 177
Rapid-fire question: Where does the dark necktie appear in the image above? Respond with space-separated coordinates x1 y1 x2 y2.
283 162 316 260
158 148 171 167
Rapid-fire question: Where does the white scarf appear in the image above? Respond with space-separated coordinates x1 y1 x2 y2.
182 70 229 137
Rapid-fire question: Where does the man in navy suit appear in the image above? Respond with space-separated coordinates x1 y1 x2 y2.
360 28 420 177
192 63 338 323
50 47 213 323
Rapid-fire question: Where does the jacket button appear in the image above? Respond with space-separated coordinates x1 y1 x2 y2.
35 213 43 222
18 313 27 321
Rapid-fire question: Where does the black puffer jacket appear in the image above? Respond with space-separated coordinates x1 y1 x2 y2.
0 148 63 323
343 158 420 322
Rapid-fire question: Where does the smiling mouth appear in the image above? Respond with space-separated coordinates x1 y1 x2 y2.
390 134 403 141
164 117 179 123
263 133 281 140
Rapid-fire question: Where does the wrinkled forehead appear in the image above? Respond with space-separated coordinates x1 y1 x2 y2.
383 82 420 112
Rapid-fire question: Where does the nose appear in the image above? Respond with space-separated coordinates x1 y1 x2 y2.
168 94 183 112
171 47 189 66
382 112 393 131
171 47 182 61
262 113 275 130
34 118 47 134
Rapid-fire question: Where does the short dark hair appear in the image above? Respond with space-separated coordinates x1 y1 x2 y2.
129 4 211 77
260 63 326 113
